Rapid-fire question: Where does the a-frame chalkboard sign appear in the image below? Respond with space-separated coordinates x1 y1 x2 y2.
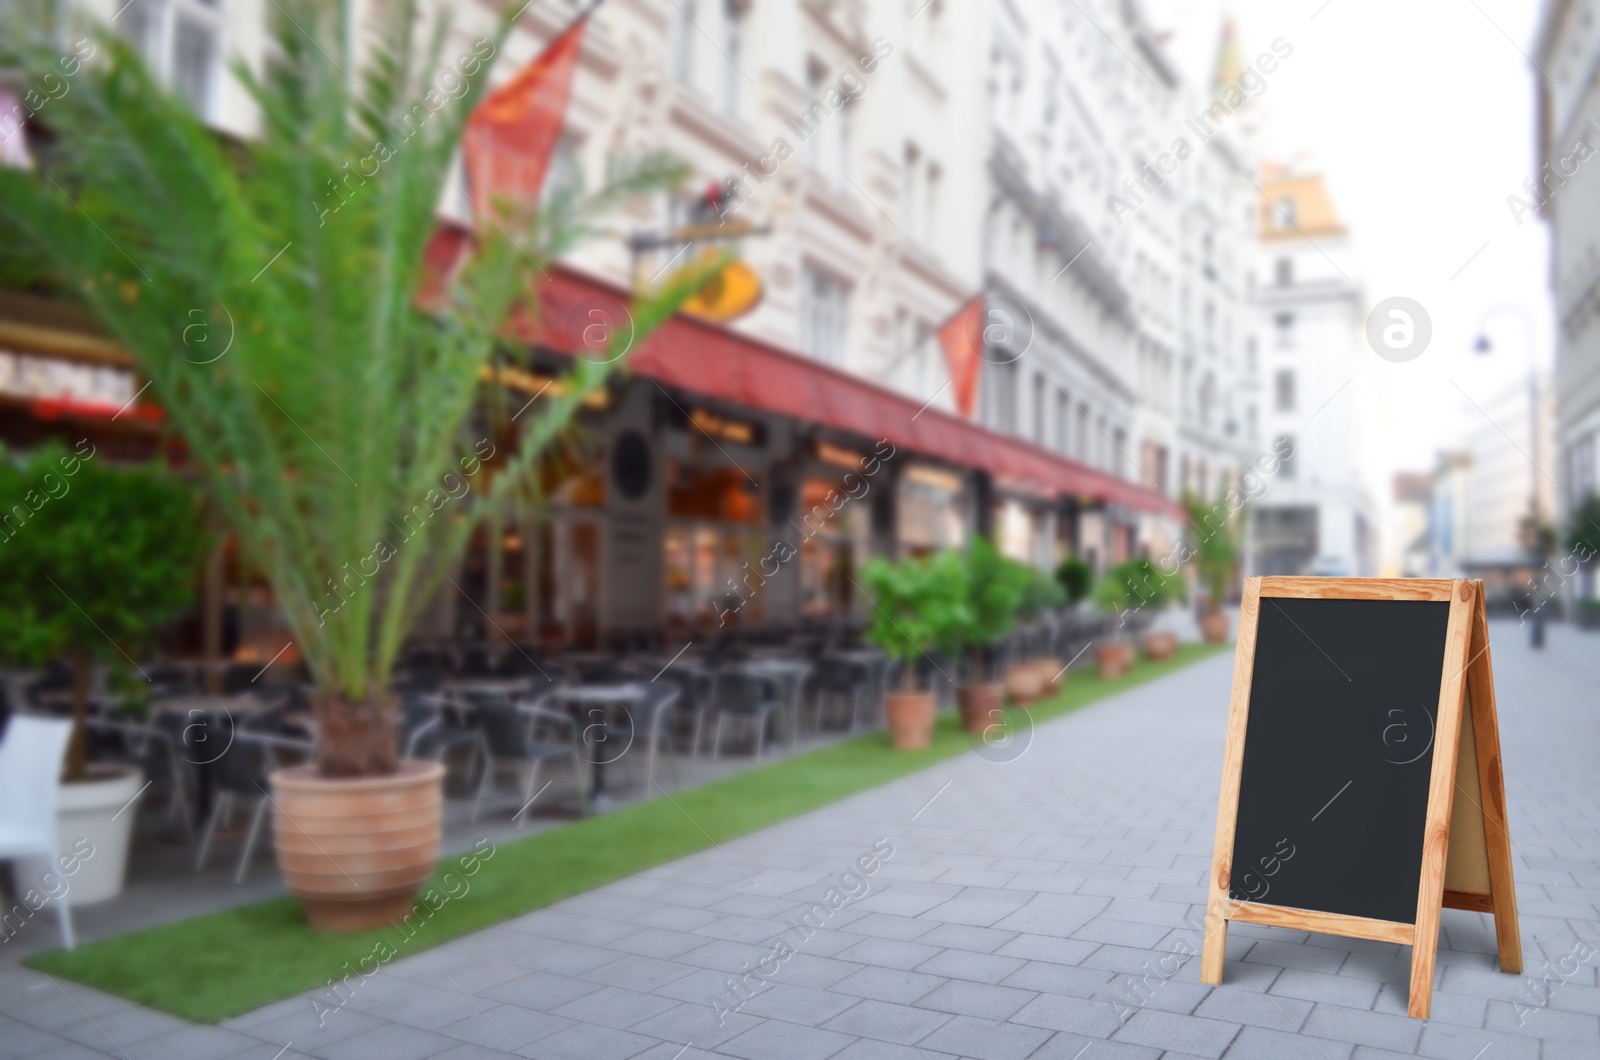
1199 577 1520 1019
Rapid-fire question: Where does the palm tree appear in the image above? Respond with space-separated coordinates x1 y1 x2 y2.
0 0 717 776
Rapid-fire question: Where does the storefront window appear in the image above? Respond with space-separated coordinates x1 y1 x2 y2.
898 465 966 554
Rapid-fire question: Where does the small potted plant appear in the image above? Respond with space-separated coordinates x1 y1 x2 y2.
0 444 205 904
1122 558 1185 660
945 538 1029 734
1187 491 1240 644
1056 555 1093 609
862 552 963 749
1019 568 1068 694
997 558 1046 706
1092 568 1135 678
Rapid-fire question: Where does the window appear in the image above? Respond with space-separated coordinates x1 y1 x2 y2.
1246 336 1258 371
1274 369 1296 412
1275 196 1298 228
902 144 920 227
722 0 746 115
1275 257 1293 285
1076 403 1089 461
924 163 941 246
1032 373 1046 445
804 61 825 171
1275 435 1297 478
1112 428 1128 477
1055 389 1070 452
122 0 225 118
799 265 850 365
836 100 852 184
982 359 1018 431
672 0 698 84
1274 312 1295 349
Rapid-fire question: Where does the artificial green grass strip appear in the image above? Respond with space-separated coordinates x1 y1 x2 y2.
27 643 1226 1022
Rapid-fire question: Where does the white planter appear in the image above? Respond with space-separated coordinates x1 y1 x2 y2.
14 765 144 906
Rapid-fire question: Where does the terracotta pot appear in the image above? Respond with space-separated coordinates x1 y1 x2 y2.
270 760 444 931
1003 663 1045 706
1033 658 1065 695
1200 610 1231 644
1096 642 1133 679
1144 630 1179 661
956 683 1003 735
885 690 936 749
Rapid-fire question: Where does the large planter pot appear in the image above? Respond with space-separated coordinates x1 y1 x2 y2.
1003 663 1045 706
1096 641 1134 679
1032 658 1065 695
885 690 936 749
15 764 144 905
1200 610 1231 644
1144 630 1179 661
956 683 1003 735
269 760 444 931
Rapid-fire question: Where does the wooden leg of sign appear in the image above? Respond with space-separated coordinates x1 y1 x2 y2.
1465 582 1522 975
1200 899 1229 986
1199 577 1262 986
1407 579 1477 1019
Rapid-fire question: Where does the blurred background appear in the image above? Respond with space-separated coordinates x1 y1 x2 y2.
0 0 1591 944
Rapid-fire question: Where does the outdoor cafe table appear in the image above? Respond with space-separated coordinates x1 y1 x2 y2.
549 683 649 811
730 657 812 749
149 692 297 820
441 677 534 700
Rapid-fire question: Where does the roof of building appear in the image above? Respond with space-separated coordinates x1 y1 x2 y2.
1256 166 1348 242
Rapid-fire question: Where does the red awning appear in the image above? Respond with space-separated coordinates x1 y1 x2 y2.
426 228 1182 519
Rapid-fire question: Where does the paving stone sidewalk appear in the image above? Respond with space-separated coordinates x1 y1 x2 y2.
4 618 1598 1059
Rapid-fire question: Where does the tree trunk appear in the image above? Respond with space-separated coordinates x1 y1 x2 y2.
66 646 91 780
311 690 398 778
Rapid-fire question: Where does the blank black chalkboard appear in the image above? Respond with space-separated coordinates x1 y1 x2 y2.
1228 597 1451 925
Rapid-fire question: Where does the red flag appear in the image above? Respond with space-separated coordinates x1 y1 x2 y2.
938 295 986 420
462 13 589 219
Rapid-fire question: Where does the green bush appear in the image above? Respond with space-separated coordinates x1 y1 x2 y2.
1056 556 1092 605
0 442 205 776
861 551 966 692
940 537 1030 681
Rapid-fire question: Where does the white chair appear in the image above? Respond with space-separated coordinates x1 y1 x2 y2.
0 716 76 949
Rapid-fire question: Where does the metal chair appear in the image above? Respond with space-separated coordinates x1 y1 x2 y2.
711 671 781 761
195 731 311 883
471 696 580 829
813 658 868 733
88 712 193 837
397 693 487 792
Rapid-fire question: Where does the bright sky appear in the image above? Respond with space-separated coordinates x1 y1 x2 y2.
1147 0 1554 554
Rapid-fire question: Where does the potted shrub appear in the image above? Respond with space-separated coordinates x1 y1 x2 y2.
0 4 718 929
1187 491 1240 644
0 444 204 903
862 552 962 749
945 538 1029 734
1019 568 1068 694
997 559 1046 705
1121 558 1185 660
1092 569 1135 678
1056 555 1093 608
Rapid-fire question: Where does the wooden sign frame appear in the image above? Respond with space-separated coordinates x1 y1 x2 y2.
1199 577 1519 1019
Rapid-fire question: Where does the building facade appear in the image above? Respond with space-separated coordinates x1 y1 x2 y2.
8 0 1321 651
1535 1 1600 579
1249 167 1376 578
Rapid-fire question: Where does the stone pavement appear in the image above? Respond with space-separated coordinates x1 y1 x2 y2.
3 617 1599 1059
